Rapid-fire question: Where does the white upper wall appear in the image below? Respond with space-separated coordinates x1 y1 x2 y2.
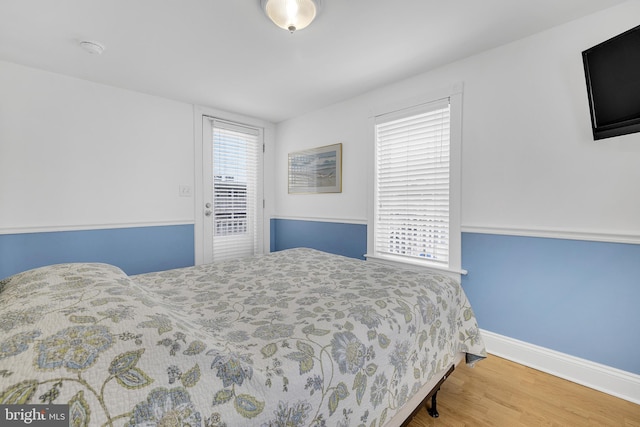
2 2 638 240
274 1 640 239
0 61 194 232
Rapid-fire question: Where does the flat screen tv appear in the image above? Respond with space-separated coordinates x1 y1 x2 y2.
582 24 640 140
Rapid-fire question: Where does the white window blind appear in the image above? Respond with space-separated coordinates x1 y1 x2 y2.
374 98 451 266
211 119 261 261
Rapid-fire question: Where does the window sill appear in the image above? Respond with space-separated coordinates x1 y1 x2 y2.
364 253 468 276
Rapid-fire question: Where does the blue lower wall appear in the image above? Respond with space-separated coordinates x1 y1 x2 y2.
4 219 638 375
271 218 367 259
461 233 640 374
0 224 195 280
270 218 640 375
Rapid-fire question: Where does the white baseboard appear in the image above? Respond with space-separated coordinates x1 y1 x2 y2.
480 329 640 405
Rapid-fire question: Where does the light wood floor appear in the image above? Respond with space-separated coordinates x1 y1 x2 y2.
408 355 640 427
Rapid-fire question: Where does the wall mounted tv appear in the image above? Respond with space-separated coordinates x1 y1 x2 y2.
582 24 640 140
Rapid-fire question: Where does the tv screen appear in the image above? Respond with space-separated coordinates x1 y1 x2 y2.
582 24 640 140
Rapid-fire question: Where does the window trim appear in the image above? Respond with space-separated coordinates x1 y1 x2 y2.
365 83 465 276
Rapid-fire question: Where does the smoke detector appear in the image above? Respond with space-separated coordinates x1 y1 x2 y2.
79 40 105 55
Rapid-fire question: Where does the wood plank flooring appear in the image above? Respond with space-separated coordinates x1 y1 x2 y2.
408 355 640 427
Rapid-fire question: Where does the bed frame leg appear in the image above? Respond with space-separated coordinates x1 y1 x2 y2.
427 388 440 418
402 364 455 425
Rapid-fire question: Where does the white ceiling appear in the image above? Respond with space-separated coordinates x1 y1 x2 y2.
0 0 627 123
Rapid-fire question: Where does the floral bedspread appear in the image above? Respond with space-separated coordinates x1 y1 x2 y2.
0 248 485 426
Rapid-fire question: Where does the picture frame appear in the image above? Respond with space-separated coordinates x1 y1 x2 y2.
288 143 342 194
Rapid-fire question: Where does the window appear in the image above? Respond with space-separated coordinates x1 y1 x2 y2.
213 177 247 236
368 87 463 274
210 119 262 261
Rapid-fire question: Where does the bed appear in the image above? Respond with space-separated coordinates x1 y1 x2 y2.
0 248 485 426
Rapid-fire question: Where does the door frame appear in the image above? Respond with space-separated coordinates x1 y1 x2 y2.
193 105 275 265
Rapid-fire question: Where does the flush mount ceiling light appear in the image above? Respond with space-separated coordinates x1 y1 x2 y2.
79 40 105 55
261 0 321 33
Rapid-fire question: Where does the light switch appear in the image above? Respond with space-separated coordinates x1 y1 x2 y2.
179 185 192 197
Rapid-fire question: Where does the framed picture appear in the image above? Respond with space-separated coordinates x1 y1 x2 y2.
288 143 342 194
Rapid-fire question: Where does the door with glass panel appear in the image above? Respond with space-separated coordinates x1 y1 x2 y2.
202 118 263 263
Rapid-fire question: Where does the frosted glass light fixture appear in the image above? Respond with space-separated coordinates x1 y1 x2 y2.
261 0 321 33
